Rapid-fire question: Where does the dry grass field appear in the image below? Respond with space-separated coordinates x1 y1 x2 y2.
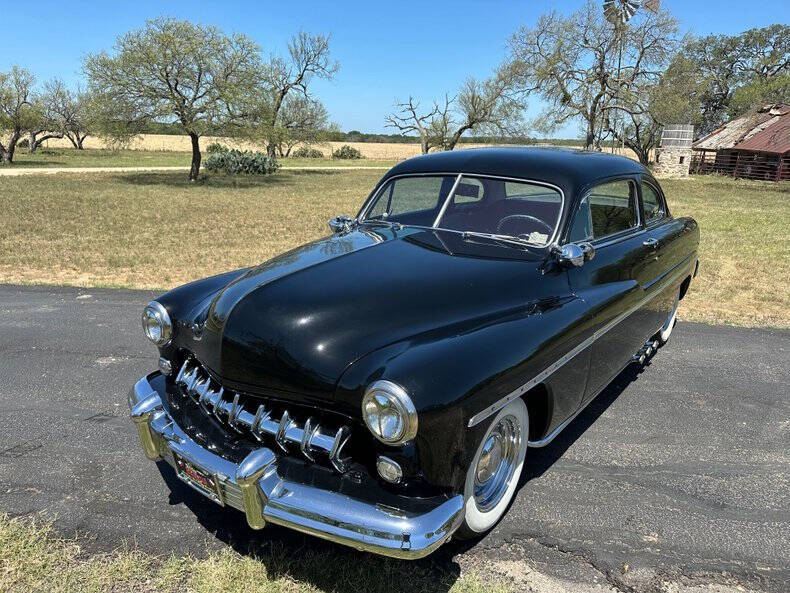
35 133 646 161
8 148 397 169
0 170 786 327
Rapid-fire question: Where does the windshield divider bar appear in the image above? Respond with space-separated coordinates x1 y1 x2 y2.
432 174 463 228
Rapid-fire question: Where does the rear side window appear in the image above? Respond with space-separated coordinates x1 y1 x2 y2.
569 179 639 242
585 179 638 239
642 182 665 223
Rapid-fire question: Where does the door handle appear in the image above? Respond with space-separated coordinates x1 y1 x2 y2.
643 238 658 247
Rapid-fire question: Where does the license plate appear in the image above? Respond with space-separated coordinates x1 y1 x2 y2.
173 452 224 505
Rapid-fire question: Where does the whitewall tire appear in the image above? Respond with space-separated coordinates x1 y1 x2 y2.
658 290 680 345
456 398 528 539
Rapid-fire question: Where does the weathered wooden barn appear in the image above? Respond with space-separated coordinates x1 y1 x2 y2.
691 104 790 181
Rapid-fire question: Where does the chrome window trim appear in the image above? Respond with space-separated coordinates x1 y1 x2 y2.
432 174 463 227
358 172 566 248
467 254 694 432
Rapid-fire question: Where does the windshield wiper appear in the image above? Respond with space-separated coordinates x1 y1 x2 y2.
359 218 402 230
460 231 542 250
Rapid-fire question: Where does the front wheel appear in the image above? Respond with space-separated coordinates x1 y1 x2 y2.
455 398 528 540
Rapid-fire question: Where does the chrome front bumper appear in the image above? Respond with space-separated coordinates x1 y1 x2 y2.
128 373 464 559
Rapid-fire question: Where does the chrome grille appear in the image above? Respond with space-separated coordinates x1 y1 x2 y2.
174 357 351 472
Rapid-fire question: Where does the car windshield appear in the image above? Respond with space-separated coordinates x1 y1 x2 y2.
361 174 563 246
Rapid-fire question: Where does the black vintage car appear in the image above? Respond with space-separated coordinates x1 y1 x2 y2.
129 147 699 558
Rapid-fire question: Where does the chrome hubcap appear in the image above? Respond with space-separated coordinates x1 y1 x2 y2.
474 415 522 512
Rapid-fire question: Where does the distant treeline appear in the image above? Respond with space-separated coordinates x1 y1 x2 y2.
134 121 584 146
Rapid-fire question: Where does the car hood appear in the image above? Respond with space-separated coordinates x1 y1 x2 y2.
168 226 547 403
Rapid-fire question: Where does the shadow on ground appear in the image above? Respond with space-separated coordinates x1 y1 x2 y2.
117 169 349 188
156 359 649 593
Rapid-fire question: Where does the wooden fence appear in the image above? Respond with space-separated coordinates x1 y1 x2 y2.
690 149 790 181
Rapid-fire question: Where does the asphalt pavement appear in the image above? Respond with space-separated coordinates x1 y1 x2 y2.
0 284 788 592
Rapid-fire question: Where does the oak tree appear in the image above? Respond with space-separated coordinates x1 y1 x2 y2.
84 18 263 180
0 66 37 163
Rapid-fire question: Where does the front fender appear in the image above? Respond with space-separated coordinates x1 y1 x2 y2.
153 268 250 355
336 294 592 492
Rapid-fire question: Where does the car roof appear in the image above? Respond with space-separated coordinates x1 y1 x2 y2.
383 146 649 198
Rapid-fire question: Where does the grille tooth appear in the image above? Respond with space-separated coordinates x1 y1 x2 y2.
174 357 351 472
181 365 199 395
329 426 352 473
300 418 317 461
250 405 268 441
227 393 243 433
275 410 292 452
190 376 209 399
175 359 190 384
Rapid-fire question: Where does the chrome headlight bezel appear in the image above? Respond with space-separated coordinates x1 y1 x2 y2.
141 301 172 346
361 380 418 445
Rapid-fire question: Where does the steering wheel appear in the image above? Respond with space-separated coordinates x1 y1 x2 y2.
496 215 553 237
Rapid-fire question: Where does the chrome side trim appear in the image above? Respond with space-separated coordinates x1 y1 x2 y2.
128 375 465 560
467 255 694 429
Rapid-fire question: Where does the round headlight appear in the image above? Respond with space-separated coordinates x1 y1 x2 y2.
141 301 172 346
362 380 418 445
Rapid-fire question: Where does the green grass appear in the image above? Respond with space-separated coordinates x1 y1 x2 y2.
4 148 398 169
660 176 790 328
0 171 786 327
0 514 508 593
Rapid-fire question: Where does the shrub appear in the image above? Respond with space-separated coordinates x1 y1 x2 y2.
292 146 325 158
206 142 229 154
204 149 279 175
17 138 29 149
332 145 363 159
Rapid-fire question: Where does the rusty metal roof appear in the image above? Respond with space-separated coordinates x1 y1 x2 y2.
693 104 790 154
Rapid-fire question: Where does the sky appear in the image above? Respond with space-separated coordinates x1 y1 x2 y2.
1 0 788 138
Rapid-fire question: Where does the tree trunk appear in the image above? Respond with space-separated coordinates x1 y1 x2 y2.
29 131 64 153
189 133 201 181
0 131 22 163
446 124 472 151
628 142 650 165
585 118 596 150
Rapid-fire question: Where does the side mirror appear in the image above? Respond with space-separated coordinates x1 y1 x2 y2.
557 242 595 267
558 243 585 267
328 215 354 234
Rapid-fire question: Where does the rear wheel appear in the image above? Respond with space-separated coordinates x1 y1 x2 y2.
456 398 528 539
657 290 680 345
